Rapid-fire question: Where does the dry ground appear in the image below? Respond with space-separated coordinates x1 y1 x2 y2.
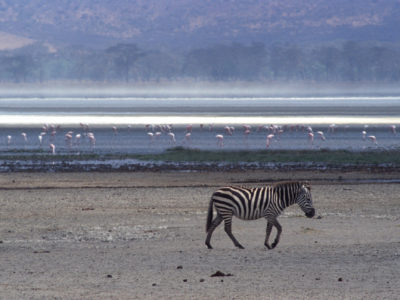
0 170 399 299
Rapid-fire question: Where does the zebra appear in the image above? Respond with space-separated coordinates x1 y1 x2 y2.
205 181 315 249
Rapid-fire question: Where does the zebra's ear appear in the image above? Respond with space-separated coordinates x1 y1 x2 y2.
302 182 311 191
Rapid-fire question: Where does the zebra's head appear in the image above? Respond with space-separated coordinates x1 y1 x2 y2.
296 182 315 218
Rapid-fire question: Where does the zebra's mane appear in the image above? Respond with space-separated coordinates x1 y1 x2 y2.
227 181 311 190
272 181 311 190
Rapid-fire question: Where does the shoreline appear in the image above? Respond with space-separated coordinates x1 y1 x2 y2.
2 148 400 172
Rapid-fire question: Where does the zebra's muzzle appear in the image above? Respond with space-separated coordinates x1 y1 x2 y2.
305 208 315 218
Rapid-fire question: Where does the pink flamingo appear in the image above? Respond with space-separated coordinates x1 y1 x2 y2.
87 132 96 148
49 143 56 155
65 132 73 147
184 132 191 145
308 132 314 145
155 132 162 139
186 124 193 133
75 134 81 146
80 123 89 132
328 124 337 133
21 132 28 144
168 132 176 145
266 134 274 148
243 125 251 140
112 126 118 135
224 126 233 136
362 131 367 140
243 125 251 132
316 131 326 141
216 134 224 148
147 132 155 143
50 129 57 142
368 135 377 145
38 132 46 146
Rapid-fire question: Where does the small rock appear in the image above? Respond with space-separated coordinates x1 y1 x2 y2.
33 250 50 254
106 274 113 278
338 277 343 282
317 215 322 219
152 283 157 286
211 271 233 277
177 265 183 269
199 278 205 282
315 277 320 280
183 279 187 282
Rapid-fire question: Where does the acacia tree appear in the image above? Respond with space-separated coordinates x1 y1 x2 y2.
106 43 145 82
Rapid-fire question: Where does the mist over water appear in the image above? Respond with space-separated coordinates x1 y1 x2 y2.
1 94 400 126
1 86 400 153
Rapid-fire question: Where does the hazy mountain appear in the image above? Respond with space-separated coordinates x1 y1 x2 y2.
0 0 399 50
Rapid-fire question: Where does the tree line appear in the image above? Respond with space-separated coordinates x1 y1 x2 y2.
0 41 399 83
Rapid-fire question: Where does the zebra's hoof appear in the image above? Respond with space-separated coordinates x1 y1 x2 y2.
236 245 245 249
271 242 278 249
206 244 213 249
265 244 272 250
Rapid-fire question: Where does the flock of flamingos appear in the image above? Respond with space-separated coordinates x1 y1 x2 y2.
3 122 397 155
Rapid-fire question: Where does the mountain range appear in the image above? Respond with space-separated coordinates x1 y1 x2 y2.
0 0 399 51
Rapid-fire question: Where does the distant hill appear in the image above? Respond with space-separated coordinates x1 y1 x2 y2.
0 0 399 50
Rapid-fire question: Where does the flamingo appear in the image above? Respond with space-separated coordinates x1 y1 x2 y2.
216 134 224 148
21 132 28 144
316 131 326 141
390 125 396 134
147 132 155 143
80 123 89 132
50 129 57 142
362 131 367 141
368 135 377 145
328 124 337 133
308 132 314 145
87 132 96 148
168 132 176 145
266 134 274 149
184 132 191 145
38 132 46 147
7 135 12 146
75 134 81 146
224 126 233 136
242 125 251 133
112 126 118 135
65 132 73 149
49 143 56 155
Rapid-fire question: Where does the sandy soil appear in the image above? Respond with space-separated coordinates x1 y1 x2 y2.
0 170 399 299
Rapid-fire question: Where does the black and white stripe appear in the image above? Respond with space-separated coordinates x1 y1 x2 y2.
205 181 315 249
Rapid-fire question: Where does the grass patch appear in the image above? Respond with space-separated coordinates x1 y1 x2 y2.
1 147 400 165
134 147 400 165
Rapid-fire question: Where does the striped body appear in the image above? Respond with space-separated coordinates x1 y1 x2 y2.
205 181 315 249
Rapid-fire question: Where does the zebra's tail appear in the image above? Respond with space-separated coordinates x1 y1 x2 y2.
206 195 215 233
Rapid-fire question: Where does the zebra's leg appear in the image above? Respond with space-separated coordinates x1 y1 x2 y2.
270 220 282 249
223 216 245 249
205 214 223 249
264 221 273 249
